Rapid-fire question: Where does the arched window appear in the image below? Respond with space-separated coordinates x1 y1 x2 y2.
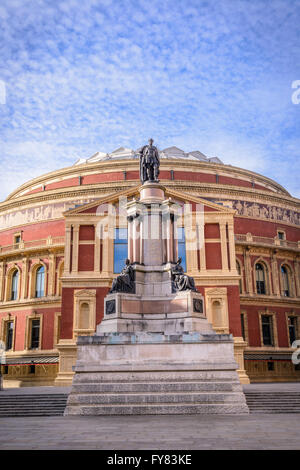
281 265 290 297
255 263 266 295
11 270 19 300
236 260 242 294
35 266 45 298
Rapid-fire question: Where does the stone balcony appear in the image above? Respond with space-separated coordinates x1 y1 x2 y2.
235 233 300 252
0 236 65 257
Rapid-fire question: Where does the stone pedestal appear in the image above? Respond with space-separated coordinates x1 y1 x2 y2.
64 331 248 415
64 182 249 415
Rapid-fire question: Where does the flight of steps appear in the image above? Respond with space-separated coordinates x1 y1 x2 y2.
0 393 68 417
64 371 249 415
245 391 300 414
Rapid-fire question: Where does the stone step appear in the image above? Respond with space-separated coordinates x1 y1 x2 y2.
0 411 65 417
67 391 246 405
71 381 242 394
0 394 67 417
244 391 300 414
64 402 249 415
73 371 241 383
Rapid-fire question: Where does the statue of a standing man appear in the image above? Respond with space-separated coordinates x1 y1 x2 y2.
139 138 160 183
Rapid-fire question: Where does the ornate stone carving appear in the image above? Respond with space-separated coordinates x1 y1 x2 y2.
231 200 300 226
109 259 135 294
171 258 197 292
139 139 160 184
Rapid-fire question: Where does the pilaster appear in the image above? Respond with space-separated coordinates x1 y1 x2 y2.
71 224 79 274
220 222 229 272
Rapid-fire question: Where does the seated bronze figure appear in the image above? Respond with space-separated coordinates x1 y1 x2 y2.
109 259 135 294
171 258 197 292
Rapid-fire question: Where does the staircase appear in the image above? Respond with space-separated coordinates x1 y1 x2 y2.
64 371 249 415
245 391 300 413
0 393 68 417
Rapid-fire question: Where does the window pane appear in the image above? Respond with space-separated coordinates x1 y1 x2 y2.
114 228 128 273
6 321 13 350
289 317 296 345
262 316 273 346
256 264 266 294
241 314 245 341
11 271 19 300
177 227 186 272
31 319 40 349
281 266 289 297
36 266 45 298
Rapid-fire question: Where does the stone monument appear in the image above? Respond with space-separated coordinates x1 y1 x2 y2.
64 140 249 415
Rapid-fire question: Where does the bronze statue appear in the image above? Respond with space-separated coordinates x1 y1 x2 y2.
139 138 160 183
110 259 135 293
171 258 197 292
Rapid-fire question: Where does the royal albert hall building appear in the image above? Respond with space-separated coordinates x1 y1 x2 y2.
0 145 299 387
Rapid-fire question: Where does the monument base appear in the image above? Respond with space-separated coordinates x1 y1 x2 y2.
64 331 249 415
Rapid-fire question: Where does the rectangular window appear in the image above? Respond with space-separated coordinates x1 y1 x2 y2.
30 319 40 349
277 231 285 240
267 361 274 371
288 317 297 346
262 315 273 346
177 227 186 272
241 314 245 341
5 321 14 351
29 364 35 374
4 365 8 374
114 228 128 274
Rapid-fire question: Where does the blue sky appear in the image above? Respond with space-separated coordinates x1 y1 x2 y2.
0 0 300 201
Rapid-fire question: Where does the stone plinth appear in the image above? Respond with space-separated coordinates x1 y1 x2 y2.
99 290 210 335
64 332 249 415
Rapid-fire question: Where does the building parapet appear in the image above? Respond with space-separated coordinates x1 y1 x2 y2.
0 236 65 256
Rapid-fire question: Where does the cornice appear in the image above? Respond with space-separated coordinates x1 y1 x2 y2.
240 295 300 307
0 297 62 310
2 157 293 203
0 179 299 218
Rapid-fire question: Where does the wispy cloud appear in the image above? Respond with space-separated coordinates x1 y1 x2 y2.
0 0 299 200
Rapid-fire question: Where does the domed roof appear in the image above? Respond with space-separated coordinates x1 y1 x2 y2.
74 146 223 165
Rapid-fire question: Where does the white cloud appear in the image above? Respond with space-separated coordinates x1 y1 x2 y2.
0 0 299 200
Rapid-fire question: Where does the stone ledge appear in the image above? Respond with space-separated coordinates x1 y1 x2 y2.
77 331 233 345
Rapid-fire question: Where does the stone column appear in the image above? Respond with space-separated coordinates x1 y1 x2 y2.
165 212 172 263
220 222 229 271
271 251 280 297
101 224 111 276
143 205 163 266
139 215 144 265
48 254 56 296
294 257 300 297
20 257 28 299
198 223 206 272
227 222 236 272
243 247 253 294
132 214 141 264
71 224 79 274
0 261 5 301
127 216 133 263
64 225 72 274
94 223 101 274
173 213 178 262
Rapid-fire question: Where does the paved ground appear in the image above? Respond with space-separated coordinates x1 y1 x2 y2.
0 413 300 450
0 382 299 450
